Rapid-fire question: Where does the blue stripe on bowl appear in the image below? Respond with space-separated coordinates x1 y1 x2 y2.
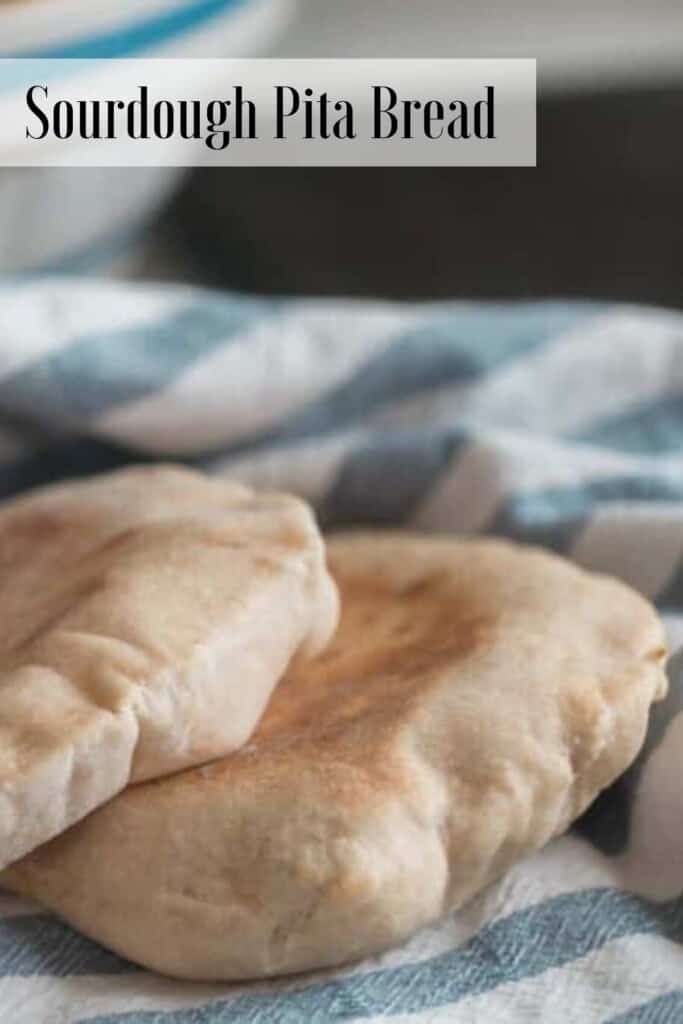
15 0 249 59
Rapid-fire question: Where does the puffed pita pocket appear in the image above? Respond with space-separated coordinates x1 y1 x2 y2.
2 532 667 980
0 465 338 869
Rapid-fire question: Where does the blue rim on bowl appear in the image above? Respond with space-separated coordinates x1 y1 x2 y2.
14 0 249 58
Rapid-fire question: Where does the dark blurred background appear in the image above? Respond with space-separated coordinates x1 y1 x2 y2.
146 0 683 306
165 84 683 305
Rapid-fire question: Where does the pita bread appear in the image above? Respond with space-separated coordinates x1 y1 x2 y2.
0 465 338 870
2 532 667 980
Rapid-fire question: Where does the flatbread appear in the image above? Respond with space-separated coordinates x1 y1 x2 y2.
0 465 338 870
2 532 667 980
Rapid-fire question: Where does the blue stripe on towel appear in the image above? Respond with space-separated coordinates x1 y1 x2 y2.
573 394 683 454
381 303 597 376
605 991 683 1023
320 427 467 527
0 915 136 977
492 474 683 552
76 887 683 1022
230 304 599 455
0 296 273 429
0 301 597 462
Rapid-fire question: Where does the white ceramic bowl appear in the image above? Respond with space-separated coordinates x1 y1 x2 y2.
0 0 295 274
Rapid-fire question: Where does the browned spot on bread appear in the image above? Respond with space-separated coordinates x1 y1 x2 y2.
234 561 493 755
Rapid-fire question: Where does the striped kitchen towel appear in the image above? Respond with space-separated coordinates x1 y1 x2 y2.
0 278 682 1024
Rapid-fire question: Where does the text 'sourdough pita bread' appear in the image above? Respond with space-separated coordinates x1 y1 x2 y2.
0 466 338 870
3 533 667 980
